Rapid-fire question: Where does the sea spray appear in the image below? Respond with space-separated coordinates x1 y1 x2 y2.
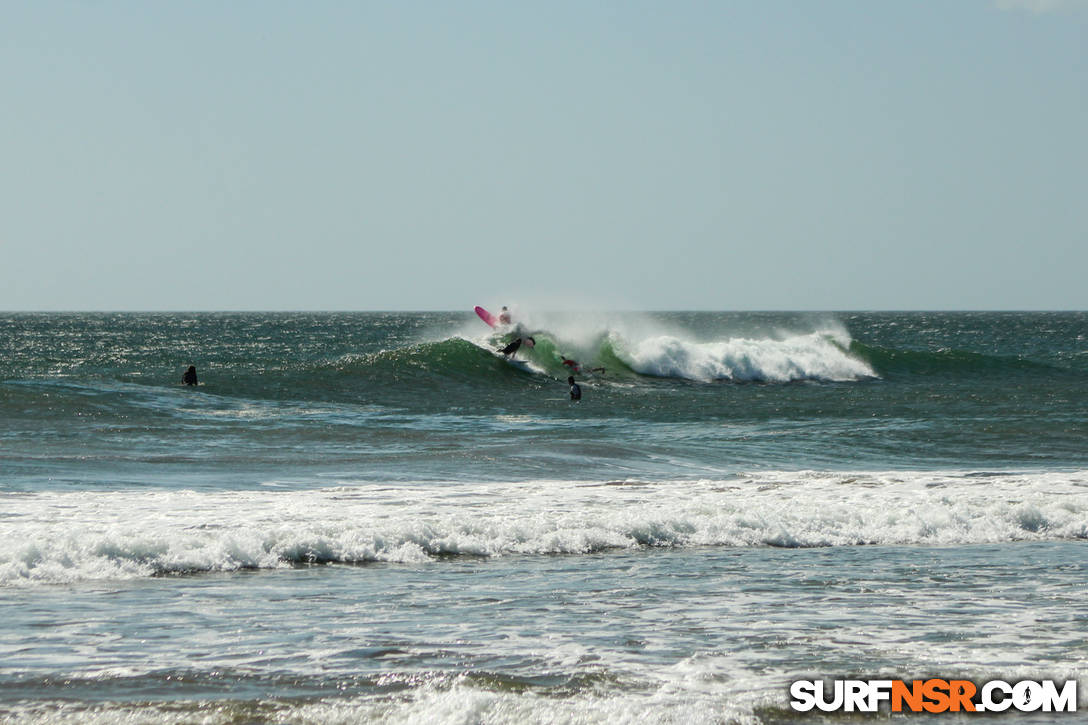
611 331 875 382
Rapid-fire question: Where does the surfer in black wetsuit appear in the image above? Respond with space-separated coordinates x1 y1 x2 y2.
568 376 581 402
182 365 198 386
499 336 535 359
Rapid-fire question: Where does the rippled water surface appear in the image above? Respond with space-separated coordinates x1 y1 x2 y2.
1 311 1085 722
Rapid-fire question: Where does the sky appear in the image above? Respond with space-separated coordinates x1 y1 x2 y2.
2 1 1086 311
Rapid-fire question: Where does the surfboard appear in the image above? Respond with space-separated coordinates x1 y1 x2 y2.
504 357 535 374
475 306 497 328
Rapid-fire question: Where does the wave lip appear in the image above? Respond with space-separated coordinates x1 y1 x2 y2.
2 471 1085 586
614 332 876 383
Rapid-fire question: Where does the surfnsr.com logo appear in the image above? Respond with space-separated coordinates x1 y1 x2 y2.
790 679 1078 714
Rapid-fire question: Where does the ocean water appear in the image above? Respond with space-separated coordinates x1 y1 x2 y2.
0 310 1085 723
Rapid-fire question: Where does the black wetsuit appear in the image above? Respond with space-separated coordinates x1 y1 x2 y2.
569 381 582 401
183 367 198 385
500 338 523 356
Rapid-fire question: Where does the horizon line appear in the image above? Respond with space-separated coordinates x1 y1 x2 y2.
2 308 1085 314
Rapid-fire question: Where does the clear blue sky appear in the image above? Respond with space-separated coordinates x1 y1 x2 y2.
2 1 1085 311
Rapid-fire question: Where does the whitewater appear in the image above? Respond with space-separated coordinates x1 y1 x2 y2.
3 472 1086 587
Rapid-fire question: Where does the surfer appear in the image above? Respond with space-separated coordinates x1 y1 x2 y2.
500 336 534 359
561 356 605 375
498 307 512 325
568 376 582 402
182 365 198 386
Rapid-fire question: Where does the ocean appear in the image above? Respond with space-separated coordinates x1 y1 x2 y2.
0 310 1085 723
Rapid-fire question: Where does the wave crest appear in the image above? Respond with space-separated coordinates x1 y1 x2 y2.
612 332 875 382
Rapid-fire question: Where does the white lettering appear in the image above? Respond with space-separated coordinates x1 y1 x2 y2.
789 680 817 712
1040 680 1077 712
816 680 844 712
844 680 868 712
981 680 1012 712
868 680 893 711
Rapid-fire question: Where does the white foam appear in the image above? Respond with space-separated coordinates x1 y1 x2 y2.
0 663 773 725
1 471 1085 586
455 310 874 382
7 665 1086 725
615 331 873 382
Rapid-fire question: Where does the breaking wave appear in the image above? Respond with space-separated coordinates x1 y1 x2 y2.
609 331 874 382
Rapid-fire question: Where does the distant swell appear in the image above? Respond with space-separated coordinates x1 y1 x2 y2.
2 472 1085 586
848 341 1061 379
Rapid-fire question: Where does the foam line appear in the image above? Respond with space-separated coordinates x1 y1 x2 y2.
2 471 1084 586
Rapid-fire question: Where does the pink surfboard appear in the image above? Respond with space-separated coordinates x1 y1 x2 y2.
474 306 497 328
